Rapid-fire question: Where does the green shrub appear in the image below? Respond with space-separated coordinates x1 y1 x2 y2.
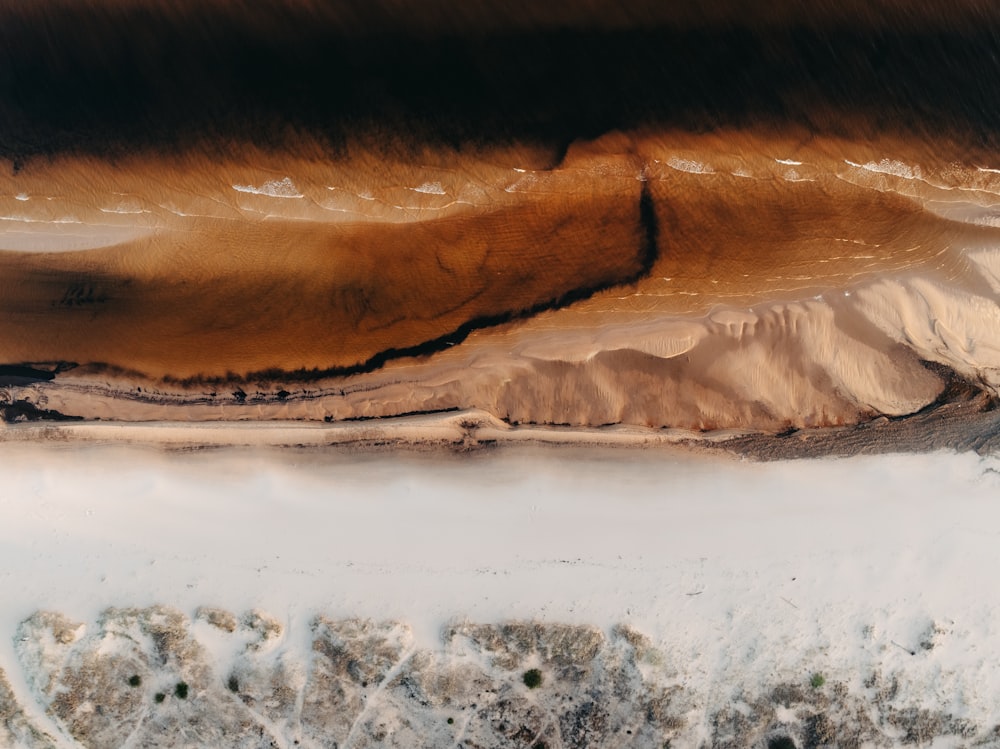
174 682 189 699
127 675 141 687
154 693 165 704
522 669 543 689
810 672 826 689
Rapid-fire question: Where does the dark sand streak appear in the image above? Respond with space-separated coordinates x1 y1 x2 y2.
714 379 1000 460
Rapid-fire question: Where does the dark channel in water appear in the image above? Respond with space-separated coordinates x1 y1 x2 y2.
2 2 1000 159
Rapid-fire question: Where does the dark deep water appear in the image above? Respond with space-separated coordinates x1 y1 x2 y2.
3 1 1000 160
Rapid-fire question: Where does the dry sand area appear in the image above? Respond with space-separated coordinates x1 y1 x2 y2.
1 444 1000 748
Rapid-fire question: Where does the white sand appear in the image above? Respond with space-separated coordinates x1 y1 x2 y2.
0 445 998 738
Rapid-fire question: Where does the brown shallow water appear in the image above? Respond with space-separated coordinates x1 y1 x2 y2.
0 148 648 378
2 131 995 381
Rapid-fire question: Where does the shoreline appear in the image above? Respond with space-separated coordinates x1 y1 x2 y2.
3 385 997 458
0 408 743 451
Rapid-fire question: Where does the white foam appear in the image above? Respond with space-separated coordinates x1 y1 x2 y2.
504 173 537 193
232 177 303 199
99 205 150 215
0 215 82 225
667 156 713 174
845 158 923 180
411 181 447 195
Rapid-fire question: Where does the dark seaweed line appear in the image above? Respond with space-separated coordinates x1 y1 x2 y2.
715 364 1000 460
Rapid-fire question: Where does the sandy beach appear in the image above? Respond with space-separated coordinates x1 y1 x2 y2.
1 444 1000 747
